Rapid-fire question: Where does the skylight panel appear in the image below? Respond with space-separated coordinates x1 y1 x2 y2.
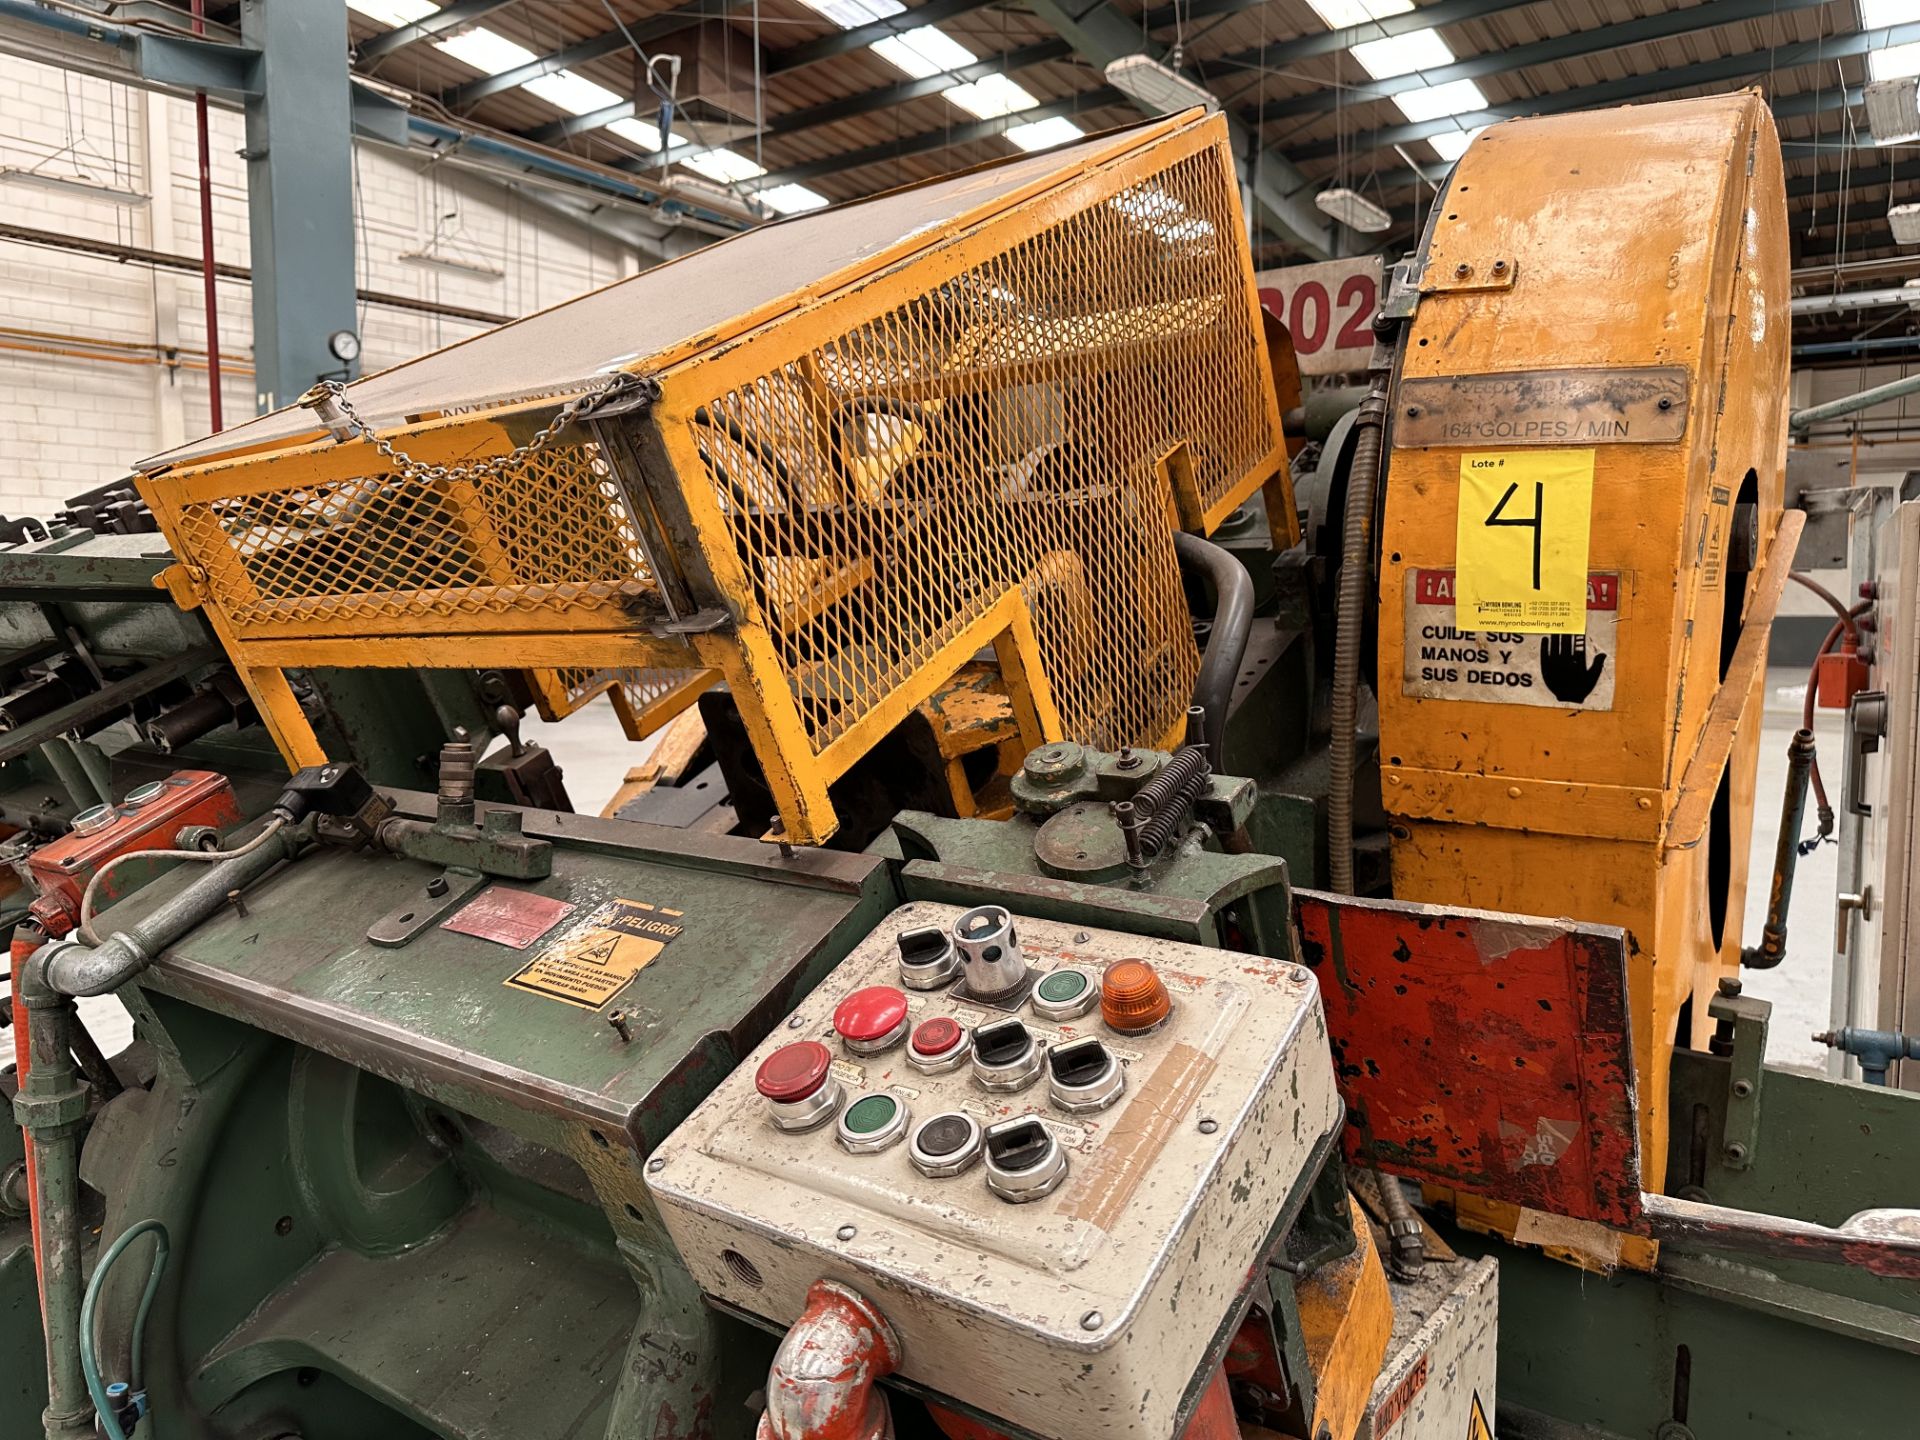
1393 78 1488 124
434 28 539 75
608 117 665 151
1428 126 1484 161
1006 116 1085 152
523 71 624 115
794 0 906 27
348 0 439 27
870 26 978 81
1305 0 1413 28
1350 27 1454 81
683 149 767 184
1870 40 1920 81
946 74 1040 120
759 183 831 215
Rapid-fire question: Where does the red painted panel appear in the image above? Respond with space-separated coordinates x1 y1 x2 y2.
1294 890 1642 1228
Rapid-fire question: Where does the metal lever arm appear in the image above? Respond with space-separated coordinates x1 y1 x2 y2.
1640 1192 1920 1280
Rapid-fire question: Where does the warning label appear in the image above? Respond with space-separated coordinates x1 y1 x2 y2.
504 898 684 1009
1375 1353 1429 1434
1404 568 1618 711
1467 1391 1493 1440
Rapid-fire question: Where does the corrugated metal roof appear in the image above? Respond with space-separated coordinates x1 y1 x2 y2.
337 0 1920 317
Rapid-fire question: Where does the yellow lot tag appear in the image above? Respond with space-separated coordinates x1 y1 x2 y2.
1455 449 1594 634
505 899 684 1009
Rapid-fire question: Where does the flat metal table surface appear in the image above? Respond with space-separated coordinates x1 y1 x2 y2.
112 796 890 1143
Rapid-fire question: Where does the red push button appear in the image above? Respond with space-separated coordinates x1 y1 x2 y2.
833 986 910 1055
911 1016 963 1058
756 1041 833 1103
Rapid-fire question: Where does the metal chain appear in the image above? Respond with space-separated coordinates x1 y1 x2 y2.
309 371 657 486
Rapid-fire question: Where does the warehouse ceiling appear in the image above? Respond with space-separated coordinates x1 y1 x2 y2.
207 0 1920 359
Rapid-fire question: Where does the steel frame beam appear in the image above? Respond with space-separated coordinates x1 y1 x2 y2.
756 89 1125 187
1278 26 1907 165
1177 0 1538 67
614 39 1073 169
765 0 1002 75
355 0 519 64
237 0 360 412
1245 0 1833 122
439 0 754 110
1024 0 1332 259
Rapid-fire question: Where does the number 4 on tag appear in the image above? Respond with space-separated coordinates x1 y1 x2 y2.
1455 449 1595 634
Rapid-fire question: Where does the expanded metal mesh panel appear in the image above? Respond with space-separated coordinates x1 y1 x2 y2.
691 145 1266 752
535 664 711 737
172 443 657 631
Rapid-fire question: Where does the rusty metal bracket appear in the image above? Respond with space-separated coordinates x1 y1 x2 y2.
1418 256 1517 294
1708 985 1769 1171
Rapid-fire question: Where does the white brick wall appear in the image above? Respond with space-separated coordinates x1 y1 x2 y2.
0 53 643 517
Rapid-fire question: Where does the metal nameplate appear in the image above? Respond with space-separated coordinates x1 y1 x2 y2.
1393 366 1690 448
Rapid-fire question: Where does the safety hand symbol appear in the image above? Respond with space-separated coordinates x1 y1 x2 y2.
1539 633 1606 704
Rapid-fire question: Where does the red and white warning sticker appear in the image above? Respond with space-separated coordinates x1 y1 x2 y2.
1403 568 1618 710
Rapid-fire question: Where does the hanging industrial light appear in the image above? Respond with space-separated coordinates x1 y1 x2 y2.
1105 55 1220 115
1314 187 1393 233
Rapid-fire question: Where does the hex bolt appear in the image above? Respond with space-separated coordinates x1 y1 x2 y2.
1080 1310 1103 1331
1732 1078 1753 1098
1116 747 1141 771
609 1010 633 1044
771 817 794 860
1718 976 1743 998
836 1224 857 1242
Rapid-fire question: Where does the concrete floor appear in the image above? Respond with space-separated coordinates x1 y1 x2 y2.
73 672 1844 1071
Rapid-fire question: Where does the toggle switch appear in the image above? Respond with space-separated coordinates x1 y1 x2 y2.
1047 1037 1125 1113
983 1115 1068 1202
896 925 960 990
971 1017 1044 1092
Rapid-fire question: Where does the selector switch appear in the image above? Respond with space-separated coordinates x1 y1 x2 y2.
755 1041 843 1133
1030 967 1100 1022
906 1016 972 1074
833 986 910 1055
837 1092 911 1154
896 925 960 990
1047 1037 1125 1113
971 1017 1044 1092
983 1115 1069 1202
952 904 1035 1006
908 1112 984 1177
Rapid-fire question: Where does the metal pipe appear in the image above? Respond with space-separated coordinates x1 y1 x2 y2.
1789 371 1920 432
1745 728 1816 970
37 740 104 812
1171 531 1253 766
13 947 95 1440
1328 384 1388 895
1788 286 1920 316
1794 335 1920 359
757 1279 900 1440
190 0 220 430
44 822 305 997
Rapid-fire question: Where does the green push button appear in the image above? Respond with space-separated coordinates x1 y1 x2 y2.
1032 966 1099 1022
1037 971 1089 1004
836 1091 909 1154
843 1094 899 1135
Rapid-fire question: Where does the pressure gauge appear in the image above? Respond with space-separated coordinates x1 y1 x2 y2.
327 329 362 363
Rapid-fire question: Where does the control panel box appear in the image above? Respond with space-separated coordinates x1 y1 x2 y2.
646 901 1340 1439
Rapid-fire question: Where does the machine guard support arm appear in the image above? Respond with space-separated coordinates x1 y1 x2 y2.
1665 510 1804 852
